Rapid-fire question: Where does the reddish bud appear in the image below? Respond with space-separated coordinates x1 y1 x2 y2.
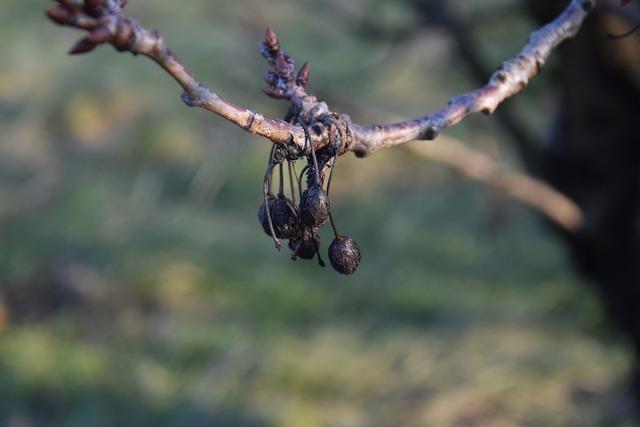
297 62 310 87
69 38 97 55
275 55 294 81
264 71 279 86
263 86 287 99
46 7 71 25
84 0 104 11
56 0 82 12
87 27 110 44
264 27 279 52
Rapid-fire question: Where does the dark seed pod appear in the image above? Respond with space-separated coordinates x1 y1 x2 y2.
258 194 277 236
289 227 320 260
328 236 361 275
271 195 299 239
300 186 329 228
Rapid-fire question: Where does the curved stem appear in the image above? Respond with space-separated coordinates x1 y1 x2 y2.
301 123 321 186
288 161 297 205
298 165 309 200
350 0 595 156
263 145 280 249
278 163 284 196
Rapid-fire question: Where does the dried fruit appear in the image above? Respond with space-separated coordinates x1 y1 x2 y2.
289 227 325 266
328 236 361 275
289 227 320 260
258 194 277 236
257 113 357 273
300 186 329 228
271 195 299 239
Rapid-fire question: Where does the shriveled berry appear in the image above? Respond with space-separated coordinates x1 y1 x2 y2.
258 194 277 236
328 236 361 275
271 195 299 239
300 186 329 228
289 227 320 260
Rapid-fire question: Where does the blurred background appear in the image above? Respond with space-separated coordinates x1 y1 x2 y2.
1 0 640 426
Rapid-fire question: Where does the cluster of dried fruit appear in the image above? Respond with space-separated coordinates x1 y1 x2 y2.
258 134 361 275
255 27 361 275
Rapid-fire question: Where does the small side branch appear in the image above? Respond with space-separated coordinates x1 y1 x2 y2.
409 138 583 232
350 0 596 156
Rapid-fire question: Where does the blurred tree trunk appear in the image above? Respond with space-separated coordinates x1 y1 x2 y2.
396 0 640 401
525 1 640 396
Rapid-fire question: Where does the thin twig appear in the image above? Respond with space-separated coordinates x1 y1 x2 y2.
408 137 584 232
350 0 596 156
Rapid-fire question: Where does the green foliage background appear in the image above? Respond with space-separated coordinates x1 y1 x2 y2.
0 1 635 426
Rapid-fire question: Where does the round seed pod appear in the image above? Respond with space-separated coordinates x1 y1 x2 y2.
289 227 320 260
328 236 361 275
271 195 299 239
300 186 330 228
258 194 277 236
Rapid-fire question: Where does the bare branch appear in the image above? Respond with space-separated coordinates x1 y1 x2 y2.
408 138 583 232
46 0 309 149
350 0 596 156
47 0 596 158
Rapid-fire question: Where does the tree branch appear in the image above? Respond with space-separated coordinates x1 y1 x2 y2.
46 0 596 158
47 0 309 149
351 0 596 156
408 137 583 232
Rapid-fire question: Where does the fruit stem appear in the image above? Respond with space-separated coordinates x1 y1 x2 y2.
278 163 284 196
328 212 340 240
263 145 280 250
301 123 321 186
288 161 296 205
316 249 326 267
298 165 309 201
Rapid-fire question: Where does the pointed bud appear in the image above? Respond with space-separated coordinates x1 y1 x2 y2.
56 0 82 13
275 55 294 81
263 71 279 86
263 86 287 99
46 7 71 25
87 27 110 44
69 38 97 55
297 62 310 87
84 0 104 11
264 27 279 53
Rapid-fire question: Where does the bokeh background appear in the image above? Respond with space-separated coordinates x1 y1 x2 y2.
1 1 639 426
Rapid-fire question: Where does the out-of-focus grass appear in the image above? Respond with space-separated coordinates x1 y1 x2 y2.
0 1 636 426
